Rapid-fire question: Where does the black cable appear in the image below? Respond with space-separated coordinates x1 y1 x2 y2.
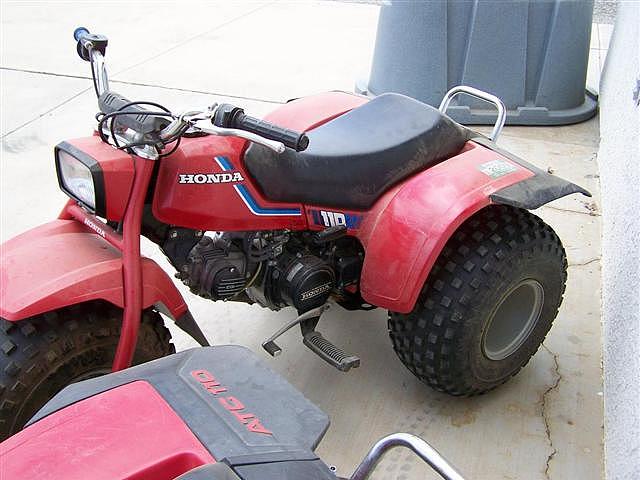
159 136 182 158
244 232 288 263
89 57 100 97
97 105 174 149
95 100 194 158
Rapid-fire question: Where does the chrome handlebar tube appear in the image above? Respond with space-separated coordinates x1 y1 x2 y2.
89 50 109 96
85 54 285 154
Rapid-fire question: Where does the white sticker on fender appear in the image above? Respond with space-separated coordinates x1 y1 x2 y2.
478 159 518 179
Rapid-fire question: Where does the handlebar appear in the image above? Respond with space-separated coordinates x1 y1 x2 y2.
73 27 108 61
234 113 309 152
73 27 305 156
98 91 171 135
213 104 309 152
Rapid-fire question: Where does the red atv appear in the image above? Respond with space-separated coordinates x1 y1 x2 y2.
0 345 467 480
0 28 589 439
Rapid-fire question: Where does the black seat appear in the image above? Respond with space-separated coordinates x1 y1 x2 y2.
244 93 471 210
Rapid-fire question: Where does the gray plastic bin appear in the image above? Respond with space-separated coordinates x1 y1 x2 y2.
358 0 597 125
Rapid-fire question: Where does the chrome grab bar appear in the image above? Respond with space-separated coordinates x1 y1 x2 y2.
439 85 506 142
349 433 467 480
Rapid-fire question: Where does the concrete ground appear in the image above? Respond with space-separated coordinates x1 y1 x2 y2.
1 2 604 479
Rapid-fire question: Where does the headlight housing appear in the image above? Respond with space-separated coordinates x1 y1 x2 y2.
55 142 105 214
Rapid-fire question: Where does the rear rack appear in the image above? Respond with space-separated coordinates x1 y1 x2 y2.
348 433 466 480
439 85 506 142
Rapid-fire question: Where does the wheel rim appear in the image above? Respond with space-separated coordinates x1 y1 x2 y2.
482 279 545 361
72 368 111 383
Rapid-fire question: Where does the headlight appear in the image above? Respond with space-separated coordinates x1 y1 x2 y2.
55 142 104 214
58 150 95 208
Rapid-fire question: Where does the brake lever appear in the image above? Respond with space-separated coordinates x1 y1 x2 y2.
195 124 286 154
157 106 286 153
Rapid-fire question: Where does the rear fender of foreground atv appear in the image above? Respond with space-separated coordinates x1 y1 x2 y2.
356 138 590 314
0 219 188 322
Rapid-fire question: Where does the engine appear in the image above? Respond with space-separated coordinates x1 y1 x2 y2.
256 253 335 312
178 235 248 300
174 230 362 314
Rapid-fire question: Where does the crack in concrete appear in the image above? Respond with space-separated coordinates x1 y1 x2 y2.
542 204 602 217
0 1 277 139
114 2 275 76
541 344 561 480
0 67 284 106
0 66 90 80
0 86 92 139
568 257 601 268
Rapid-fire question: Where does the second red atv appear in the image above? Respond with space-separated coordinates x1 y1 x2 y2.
0 28 590 439
1 345 467 480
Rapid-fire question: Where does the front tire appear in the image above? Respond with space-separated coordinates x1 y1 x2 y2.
0 301 174 439
388 206 567 396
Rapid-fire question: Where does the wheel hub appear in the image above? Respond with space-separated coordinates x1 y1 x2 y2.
482 279 545 361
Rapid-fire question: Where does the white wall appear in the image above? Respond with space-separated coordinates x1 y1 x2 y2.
598 3 640 479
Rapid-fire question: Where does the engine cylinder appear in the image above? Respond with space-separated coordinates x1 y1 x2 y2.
182 236 247 300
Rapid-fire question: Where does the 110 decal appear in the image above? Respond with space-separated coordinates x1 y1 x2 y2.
310 209 363 229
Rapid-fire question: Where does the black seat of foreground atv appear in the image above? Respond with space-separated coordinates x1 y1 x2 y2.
245 93 471 210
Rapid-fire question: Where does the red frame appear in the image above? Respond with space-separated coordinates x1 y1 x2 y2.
0 90 538 371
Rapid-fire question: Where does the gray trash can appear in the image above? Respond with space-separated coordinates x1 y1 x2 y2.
358 0 597 125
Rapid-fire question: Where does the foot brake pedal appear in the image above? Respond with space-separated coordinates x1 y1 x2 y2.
262 340 282 357
303 331 360 372
261 305 328 357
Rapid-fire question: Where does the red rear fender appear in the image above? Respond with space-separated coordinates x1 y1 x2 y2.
356 141 534 313
0 220 187 321
356 138 589 313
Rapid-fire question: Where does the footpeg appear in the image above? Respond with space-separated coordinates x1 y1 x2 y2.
303 331 360 372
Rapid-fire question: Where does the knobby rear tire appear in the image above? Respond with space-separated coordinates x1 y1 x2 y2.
388 205 567 396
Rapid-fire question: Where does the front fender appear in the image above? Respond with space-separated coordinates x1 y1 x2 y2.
356 139 589 313
0 220 187 321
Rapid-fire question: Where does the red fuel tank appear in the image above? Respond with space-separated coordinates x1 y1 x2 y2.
152 92 368 232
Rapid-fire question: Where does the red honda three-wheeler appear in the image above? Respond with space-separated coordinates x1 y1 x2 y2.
0 28 589 439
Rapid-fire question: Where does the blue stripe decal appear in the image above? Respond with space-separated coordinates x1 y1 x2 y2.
215 156 301 216
216 156 234 171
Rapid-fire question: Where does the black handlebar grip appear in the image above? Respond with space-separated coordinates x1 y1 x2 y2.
234 113 309 152
212 104 309 151
98 91 170 135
